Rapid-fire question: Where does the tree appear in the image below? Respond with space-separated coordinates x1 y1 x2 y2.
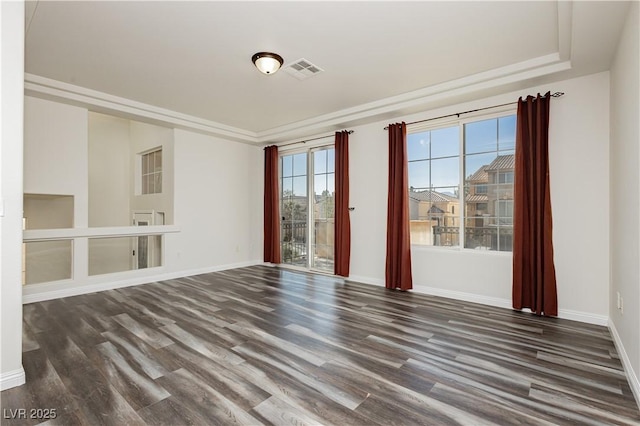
317 190 334 219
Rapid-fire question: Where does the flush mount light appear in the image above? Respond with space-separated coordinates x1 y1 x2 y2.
252 52 284 75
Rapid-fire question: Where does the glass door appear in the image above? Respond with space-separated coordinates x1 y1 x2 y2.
310 148 335 273
279 147 336 273
280 153 309 267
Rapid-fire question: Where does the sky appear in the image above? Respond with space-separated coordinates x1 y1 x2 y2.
279 114 516 198
407 115 515 192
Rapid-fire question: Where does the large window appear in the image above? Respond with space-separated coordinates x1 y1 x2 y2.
408 113 516 251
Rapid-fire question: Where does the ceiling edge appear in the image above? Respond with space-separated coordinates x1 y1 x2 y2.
24 56 571 146
24 73 261 145
255 54 572 144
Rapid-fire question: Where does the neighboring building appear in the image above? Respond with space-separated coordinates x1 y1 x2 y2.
465 154 514 250
408 155 515 249
465 165 489 224
409 189 459 223
409 189 459 246
484 154 515 225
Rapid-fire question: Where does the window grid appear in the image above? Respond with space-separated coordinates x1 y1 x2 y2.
141 149 162 195
408 113 516 252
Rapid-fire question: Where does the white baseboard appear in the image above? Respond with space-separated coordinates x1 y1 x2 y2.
557 308 608 326
608 320 640 407
346 276 608 326
412 284 513 311
0 367 25 391
22 260 262 304
347 274 384 287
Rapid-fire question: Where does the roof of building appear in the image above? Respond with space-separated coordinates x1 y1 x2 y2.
409 190 458 203
466 165 489 182
466 194 488 203
485 154 515 172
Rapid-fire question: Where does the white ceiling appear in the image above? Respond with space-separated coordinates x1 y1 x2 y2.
24 1 631 144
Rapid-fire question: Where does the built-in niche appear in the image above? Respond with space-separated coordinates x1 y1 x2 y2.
23 193 74 229
23 194 74 285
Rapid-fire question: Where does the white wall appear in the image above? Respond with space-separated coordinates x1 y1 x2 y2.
550 73 610 320
171 129 261 271
0 0 25 391
610 0 640 400
347 72 611 324
249 145 264 262
89 112 131 227
24 97 88 227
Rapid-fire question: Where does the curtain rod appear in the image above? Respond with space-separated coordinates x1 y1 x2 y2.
383 92 565 130
276 130 354 148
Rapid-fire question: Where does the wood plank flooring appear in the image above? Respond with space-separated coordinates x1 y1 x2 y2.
2 265 639 425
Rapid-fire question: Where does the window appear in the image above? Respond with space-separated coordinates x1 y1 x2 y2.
498 171 514 184
141 148 162 194
496 200 514 224
408 113 516 251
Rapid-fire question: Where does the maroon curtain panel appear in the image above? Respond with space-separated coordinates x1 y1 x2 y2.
334 131 351 277
512 92 558 316
263 145 281 264
385 123 413 290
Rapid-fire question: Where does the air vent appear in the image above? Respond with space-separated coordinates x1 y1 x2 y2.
283 58 324 80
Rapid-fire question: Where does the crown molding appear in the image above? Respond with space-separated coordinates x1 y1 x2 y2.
24 73 260 144
25 52 571 146
256 54 571 143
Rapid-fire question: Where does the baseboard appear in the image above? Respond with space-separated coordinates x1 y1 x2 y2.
347 274 384 287
557 308 608 326
412 284 513 311
414 286 608 326
0 367 25 391
346 276 608 326
22 260 262 304
608 320 640 407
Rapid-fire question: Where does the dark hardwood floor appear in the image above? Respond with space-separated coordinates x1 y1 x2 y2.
2 265 639 425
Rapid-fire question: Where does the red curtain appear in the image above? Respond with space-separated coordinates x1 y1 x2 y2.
263 145 281 264
386 123 413 290
512 92 557 316
334 131 351 277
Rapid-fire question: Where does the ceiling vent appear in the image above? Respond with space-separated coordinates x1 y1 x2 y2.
283 58 324 80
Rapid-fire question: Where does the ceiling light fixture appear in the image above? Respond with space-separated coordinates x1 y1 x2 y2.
252 52 284 75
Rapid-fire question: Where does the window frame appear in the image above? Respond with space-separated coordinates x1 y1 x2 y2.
139 147 163 195
407 106 516 254
278 143 336 273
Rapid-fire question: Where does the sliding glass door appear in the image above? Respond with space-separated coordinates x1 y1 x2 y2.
280 153 308 267
280 147 335 273
311 148 335 272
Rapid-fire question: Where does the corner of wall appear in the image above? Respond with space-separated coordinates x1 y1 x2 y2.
609 319 640 407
